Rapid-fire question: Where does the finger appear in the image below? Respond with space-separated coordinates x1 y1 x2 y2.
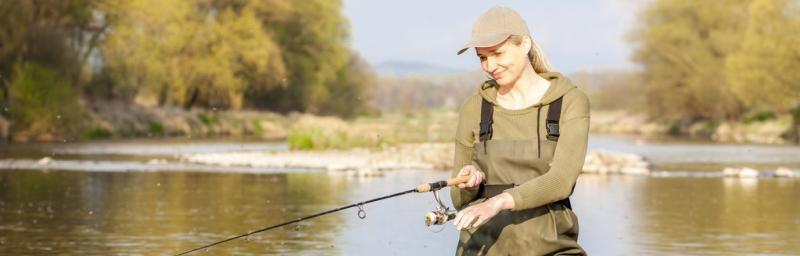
458 166 472 176
468 174 477 187
457 183 466 189
456 214 470 230
466 166 477 174
453 211 465 228
462 214 478 230
454 208 473 230
472 214 489 228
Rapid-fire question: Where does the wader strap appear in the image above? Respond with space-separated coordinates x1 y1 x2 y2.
479 184 572 210
555 198 572 210
479 98 494 142
546 96 563 141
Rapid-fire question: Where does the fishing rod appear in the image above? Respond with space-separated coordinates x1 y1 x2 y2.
174 176 469 256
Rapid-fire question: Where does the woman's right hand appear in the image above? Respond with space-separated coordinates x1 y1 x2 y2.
456 165 484 190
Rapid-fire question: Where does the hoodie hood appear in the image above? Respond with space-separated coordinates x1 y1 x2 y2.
478 72 576 106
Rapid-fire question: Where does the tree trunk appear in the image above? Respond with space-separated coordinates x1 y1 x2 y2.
157 84 168 107
790 106 800 144
0 74 8 106
184 86 199 110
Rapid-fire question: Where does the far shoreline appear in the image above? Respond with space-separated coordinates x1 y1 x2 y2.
1 103 797 146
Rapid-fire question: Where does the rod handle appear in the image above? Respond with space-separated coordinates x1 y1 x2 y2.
416 176 470 192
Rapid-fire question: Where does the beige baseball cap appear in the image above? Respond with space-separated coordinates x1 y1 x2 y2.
457 6 530 55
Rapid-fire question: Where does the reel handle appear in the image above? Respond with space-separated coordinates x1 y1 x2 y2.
416 176 470 193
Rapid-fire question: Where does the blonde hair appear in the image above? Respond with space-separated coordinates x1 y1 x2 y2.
507 35 553 74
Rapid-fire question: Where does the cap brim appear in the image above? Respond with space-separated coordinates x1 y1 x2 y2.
457 34 511 55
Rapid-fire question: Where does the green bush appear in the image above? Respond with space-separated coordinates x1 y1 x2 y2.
251 118 264 133
198 113 218 125
744 111 776 124
83 126 112 139
287 129 316 150
148 122 164 135
9 63 85 138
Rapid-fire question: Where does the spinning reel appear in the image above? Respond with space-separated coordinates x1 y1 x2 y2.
424 189 457 227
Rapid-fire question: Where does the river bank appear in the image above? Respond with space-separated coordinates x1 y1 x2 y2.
0 101 458 148
591 110 796 144
1 103 797 146
4 137 799 179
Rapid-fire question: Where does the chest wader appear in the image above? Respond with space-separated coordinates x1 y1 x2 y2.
456 97 585 256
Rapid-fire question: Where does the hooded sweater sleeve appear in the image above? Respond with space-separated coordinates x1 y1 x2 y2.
450 94 482 210
506 89 590 211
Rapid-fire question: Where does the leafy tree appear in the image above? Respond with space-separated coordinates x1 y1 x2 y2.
725 0 800 141
319 52 378 118
100 0 285 109
0 0 102 138
245 0 352 114
630 0 749 121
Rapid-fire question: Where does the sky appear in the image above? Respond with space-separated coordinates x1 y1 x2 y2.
343 0 644 74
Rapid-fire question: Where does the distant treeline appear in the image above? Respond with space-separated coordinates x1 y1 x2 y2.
0 0 375 139
373 71 485 112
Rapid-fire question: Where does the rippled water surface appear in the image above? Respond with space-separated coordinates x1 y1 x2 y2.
1 135 799 255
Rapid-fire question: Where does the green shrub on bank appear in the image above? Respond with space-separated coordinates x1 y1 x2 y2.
9 63 85 139
83 126 112 139
148 122 164 135
198 113 219 125
251 118 264 133
744 111 776 124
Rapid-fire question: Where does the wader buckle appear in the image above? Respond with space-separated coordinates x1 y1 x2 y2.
546 120 560 141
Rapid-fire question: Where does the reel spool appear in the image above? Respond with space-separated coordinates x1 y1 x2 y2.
424 210 455 226
424 189 455 231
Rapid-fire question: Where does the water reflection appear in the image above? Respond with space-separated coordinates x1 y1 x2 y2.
0 170 350 255
3 169 799 255
2 135 800 254
574 175 800 254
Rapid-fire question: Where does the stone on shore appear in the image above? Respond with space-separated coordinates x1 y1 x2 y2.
775 167 798 178
723 167 760 178
582 151 652 175
37 157 53 165
147 159 168 165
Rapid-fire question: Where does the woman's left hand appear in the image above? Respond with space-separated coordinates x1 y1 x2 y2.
453 192 515 230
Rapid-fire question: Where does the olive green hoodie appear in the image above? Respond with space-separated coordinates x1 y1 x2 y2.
450 72 590 211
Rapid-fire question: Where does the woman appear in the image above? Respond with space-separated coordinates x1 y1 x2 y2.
450 6 589 255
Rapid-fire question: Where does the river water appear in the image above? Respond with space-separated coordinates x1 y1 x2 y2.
1 135 799 255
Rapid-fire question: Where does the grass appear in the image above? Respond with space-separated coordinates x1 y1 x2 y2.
286 115 386 150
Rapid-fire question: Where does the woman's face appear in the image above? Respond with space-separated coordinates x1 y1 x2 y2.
476 39 530 86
